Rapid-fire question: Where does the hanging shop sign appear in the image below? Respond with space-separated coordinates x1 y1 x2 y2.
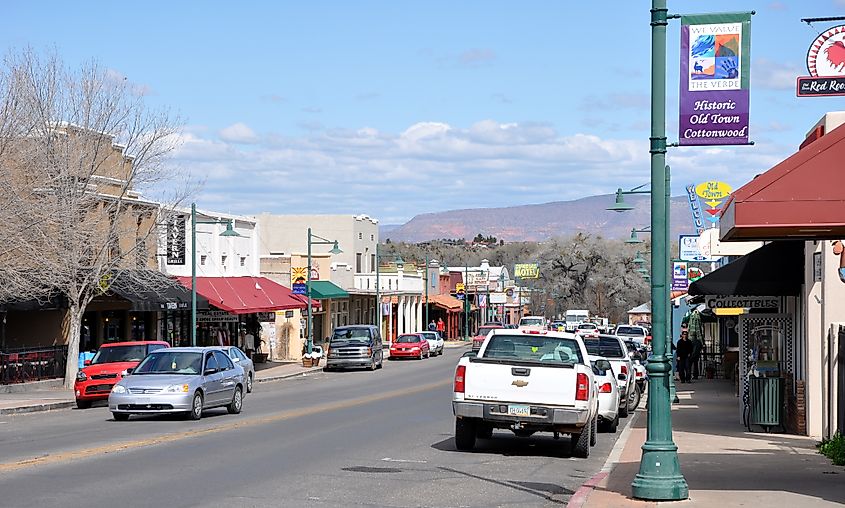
466 271 489 288
490 292 507 304
514 263 540 279
291 267 307 295
686 184 706 234
695 180 733 224
680 234 719 262
166 214 186 265
797 25 845 97
705 296 778 310
679 13 752 146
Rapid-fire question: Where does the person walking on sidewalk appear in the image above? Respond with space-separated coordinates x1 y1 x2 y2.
436 318 445 337
676 330 692 383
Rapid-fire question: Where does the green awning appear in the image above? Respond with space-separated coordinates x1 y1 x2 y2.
308 281 349 300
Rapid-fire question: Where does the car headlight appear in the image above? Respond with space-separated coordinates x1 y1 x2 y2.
164 384 190 393
76 371 87 382
111 385 127 394
411 347 419 351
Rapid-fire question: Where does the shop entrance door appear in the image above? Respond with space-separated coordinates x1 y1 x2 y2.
737 314 793 424
837 325 845 435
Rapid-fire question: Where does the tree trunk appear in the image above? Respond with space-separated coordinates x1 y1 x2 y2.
63 303 83 389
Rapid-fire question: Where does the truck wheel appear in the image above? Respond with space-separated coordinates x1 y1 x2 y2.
619 398 629 418
570 423 591 458
628 385 641 412
476 423 493 439
454 418 476 451
590 417 597 446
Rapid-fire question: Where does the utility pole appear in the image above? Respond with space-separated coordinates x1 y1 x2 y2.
425 251 429 327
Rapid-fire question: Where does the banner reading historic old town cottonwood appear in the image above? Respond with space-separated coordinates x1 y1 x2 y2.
679 13 751 146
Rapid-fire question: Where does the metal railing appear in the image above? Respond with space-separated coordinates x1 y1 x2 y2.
1 346 68 385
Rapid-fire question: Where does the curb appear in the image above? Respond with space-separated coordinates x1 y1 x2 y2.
0 401 76 415
256 368 323 384
567 395 646 508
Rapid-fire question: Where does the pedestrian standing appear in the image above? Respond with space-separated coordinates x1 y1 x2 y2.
676 330 692 383
436 317 445 338
428 320 436 331
687 309 704 380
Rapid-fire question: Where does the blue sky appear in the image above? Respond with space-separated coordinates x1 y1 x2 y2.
3 1 844 224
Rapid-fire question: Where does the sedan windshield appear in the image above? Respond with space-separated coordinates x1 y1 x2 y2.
482 335 583 365
396 335 421 343
134 351 203 375
91 345 148 365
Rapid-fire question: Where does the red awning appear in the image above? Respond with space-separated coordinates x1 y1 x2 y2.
175 276 308 314
720 123 845 241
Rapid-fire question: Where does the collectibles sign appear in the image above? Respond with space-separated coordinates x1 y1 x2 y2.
705 296 778 310
797 25 845 97
514 263 540 279
679 13 752 146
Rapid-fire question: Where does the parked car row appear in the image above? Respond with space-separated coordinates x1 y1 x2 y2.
73 340 254 421
452 329 644 459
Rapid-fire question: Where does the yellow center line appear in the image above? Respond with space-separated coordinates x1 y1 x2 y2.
0 378 451 473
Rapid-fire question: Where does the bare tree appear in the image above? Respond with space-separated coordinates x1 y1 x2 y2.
0 49 185 387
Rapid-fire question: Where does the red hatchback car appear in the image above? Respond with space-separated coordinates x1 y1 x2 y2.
74 341 169 408
389 334 430 360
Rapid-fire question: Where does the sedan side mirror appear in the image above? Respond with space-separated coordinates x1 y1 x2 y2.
124 368 134 375
84 359 92 366
618 373 626 381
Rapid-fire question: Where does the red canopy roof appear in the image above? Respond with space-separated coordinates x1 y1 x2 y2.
175 276 308 314
720 123 845 241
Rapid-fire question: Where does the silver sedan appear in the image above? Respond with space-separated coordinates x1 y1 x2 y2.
108 347 245 421
219 346 255 393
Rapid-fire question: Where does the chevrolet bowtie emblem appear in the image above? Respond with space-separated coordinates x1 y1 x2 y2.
512 380 529 387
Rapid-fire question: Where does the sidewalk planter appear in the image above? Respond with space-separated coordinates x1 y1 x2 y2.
302 357 314 368
749 377 785 432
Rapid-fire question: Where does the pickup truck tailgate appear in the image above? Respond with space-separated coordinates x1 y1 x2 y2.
464 361 578 406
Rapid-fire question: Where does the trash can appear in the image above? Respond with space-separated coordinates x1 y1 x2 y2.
749 377 784 432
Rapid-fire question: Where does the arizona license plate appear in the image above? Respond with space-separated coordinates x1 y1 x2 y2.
508 404 530 417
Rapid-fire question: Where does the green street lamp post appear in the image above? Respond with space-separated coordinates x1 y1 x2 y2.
626 227 651 244
306 228 342 355
607 184 651 212
190 202 241 347
631 0 688 499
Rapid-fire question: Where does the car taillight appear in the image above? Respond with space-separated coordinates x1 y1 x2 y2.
576 372 589 401
598 382 613 393
454 365 466 393
620 365 628 377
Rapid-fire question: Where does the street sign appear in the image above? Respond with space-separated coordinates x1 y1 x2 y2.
456 282 466 300
490 292 507 304
292 282 306 295
797 76 845 97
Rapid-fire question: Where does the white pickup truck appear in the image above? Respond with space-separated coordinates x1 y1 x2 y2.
452 328 599 458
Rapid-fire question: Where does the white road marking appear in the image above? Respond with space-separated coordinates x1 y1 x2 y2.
382 457 428 463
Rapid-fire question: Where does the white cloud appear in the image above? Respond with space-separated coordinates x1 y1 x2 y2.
164 120 796 224
218 122 259 144
459 48 496 66
752 58 803 90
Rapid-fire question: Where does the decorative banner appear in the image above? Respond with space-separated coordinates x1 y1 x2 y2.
514 263 540 279
478 294 487 308
672 261 690 291
679 13 752 146
686 184 705 234
166 214 186 265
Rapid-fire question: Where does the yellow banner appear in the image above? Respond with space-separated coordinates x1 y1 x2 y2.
514 263 540 279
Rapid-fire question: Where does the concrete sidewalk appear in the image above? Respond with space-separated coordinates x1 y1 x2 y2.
573 380 845 507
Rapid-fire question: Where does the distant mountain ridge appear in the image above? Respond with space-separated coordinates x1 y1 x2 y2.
382 194 695 243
